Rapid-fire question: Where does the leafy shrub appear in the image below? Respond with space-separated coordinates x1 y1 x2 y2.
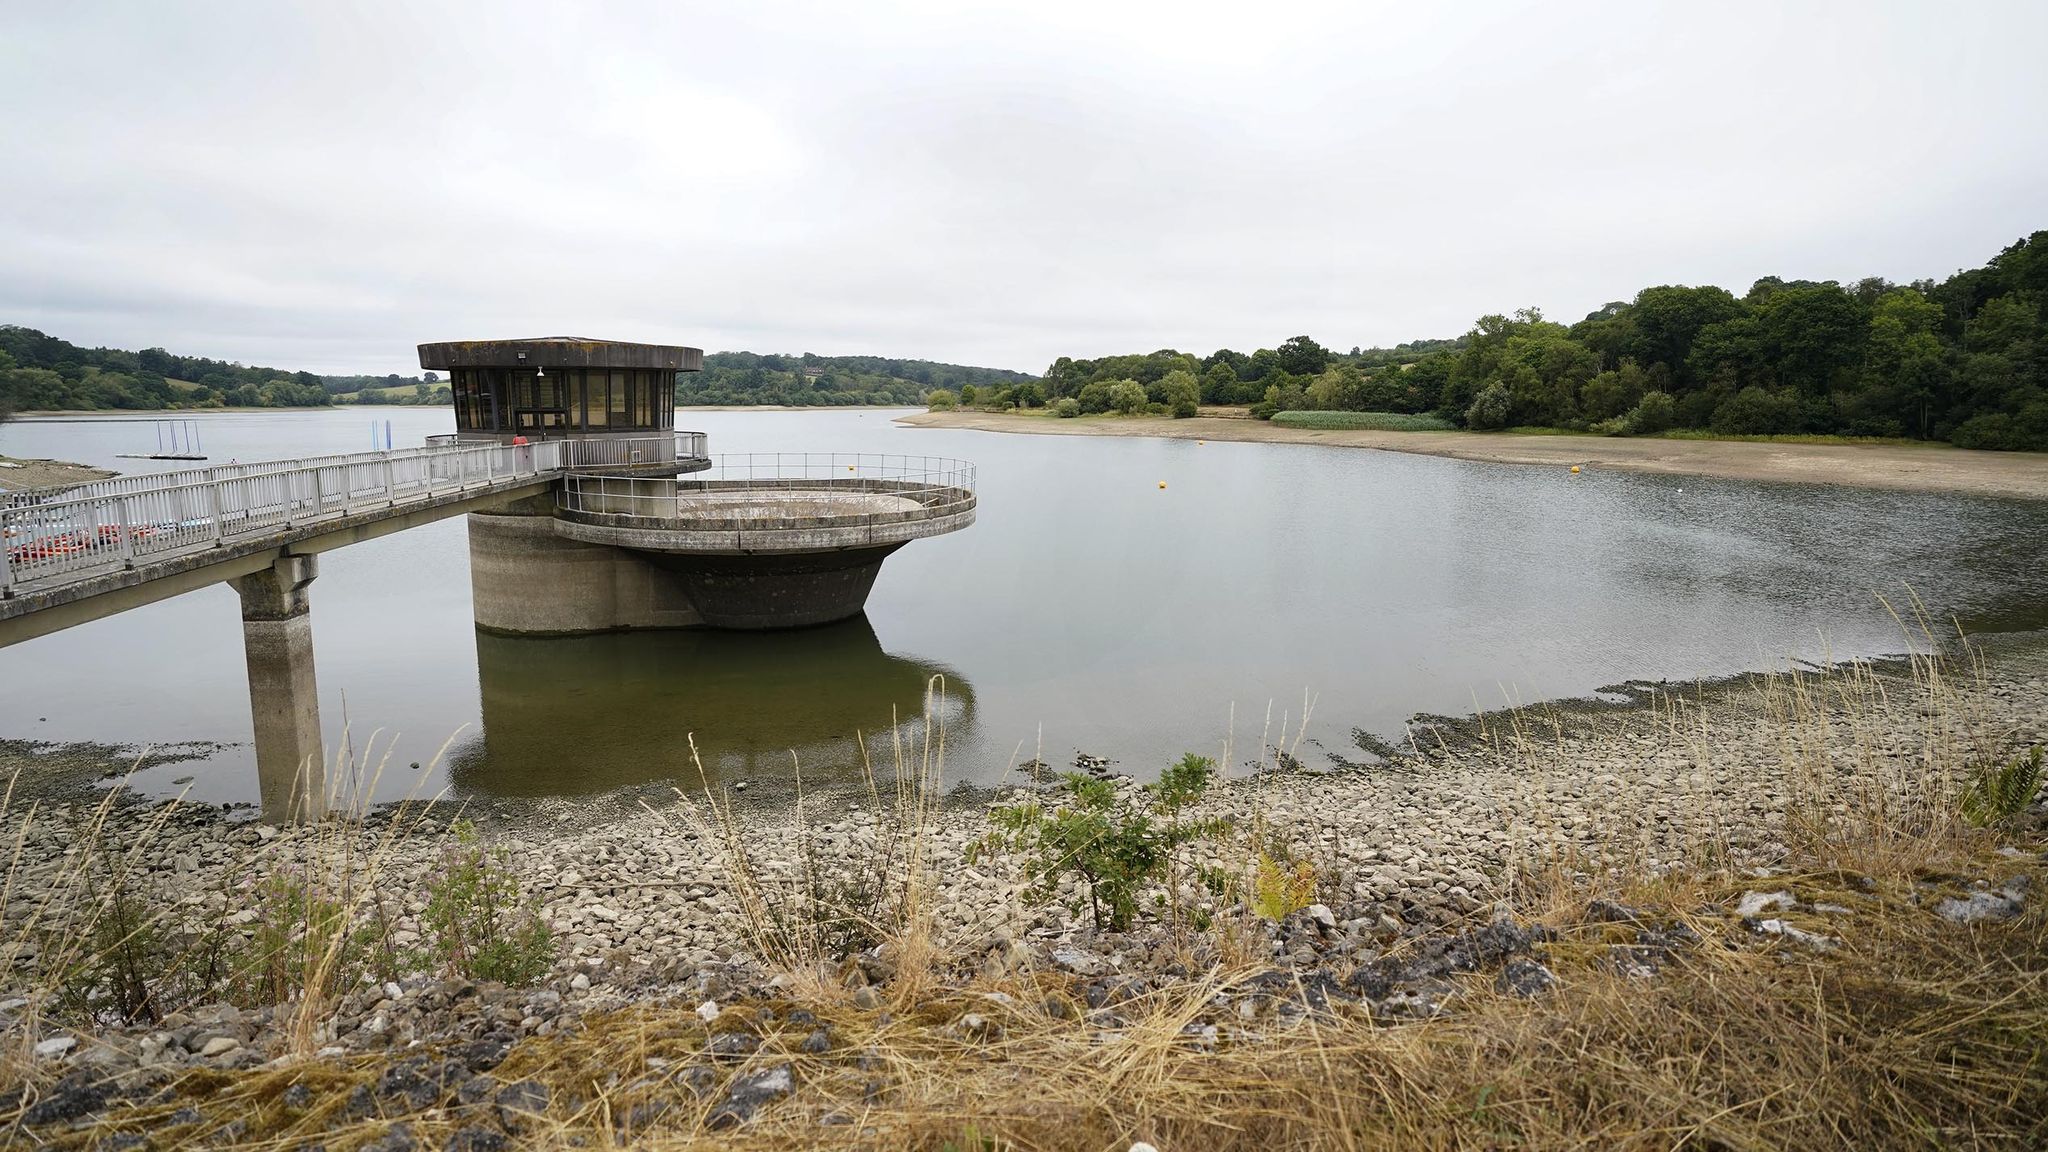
1270 410 1456 432
1711 386 1801 435
1627 390 1677 435
973 754 1230 930
1465 382 1513 430
925 389 958 410
418 821 554 985
1076 380 1113 414
234 870 389 1009
1053 397 1080 418
1107 379 1148 415
1950 407 2048 452
1961 745 2044 825
54 867 194 1023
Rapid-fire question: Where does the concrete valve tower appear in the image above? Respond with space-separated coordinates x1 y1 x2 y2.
418 337 975 632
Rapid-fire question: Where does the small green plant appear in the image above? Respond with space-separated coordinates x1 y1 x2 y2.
418 821 554 985
974 754 1230 931
1053 397 1080 418
1960 745 2044 825
1251 853 1318 920
229 867 400 1009
925 388 958 410
941 1125 1002 1152
55 868 174 1023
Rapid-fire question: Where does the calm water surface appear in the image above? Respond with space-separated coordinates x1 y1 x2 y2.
4 408 2046 806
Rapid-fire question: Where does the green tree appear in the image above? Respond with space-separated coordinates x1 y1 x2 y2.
1580 359 1650 421
1622 285 1745 388
1305 363 1366 410
1627 390 1677 434
1199 362 1238 404
1107 379 1148 415
1158 369 1200 417
1465 381 1513 429
1275 335 1329 377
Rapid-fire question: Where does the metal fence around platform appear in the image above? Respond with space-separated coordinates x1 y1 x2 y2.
0 432 711 596
555 454 977 528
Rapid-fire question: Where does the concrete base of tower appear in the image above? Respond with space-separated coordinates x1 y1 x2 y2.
467 510 703 634
639 544 904 630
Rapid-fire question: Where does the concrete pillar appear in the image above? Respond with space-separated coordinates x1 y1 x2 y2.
467 511 702 634
230 553 326 823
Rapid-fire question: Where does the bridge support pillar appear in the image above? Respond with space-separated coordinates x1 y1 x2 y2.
230 554 326 824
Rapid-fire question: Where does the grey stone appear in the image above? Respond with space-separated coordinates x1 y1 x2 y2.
23 1070 105 1125
445 1126 507 1152
1497 958 1558 997
1935 890 2023 924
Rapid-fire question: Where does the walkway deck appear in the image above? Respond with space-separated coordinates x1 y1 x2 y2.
0 433 706 645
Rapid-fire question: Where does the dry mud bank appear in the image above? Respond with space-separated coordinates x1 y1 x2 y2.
899 409 2048 500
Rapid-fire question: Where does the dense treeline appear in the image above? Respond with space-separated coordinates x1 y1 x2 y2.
675 351 1035 407
1033 233 2048 450
0 325 452 412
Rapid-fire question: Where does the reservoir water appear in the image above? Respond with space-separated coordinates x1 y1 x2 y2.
4 408 2046 807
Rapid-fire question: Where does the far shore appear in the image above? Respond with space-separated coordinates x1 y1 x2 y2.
0 455 119 488
899 409 2048 501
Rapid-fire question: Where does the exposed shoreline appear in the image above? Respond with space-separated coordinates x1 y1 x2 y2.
897 409 2048 500
0 455 119 489
3 643 2042 1145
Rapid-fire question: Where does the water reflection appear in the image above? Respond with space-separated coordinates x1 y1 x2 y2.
445 616 973 797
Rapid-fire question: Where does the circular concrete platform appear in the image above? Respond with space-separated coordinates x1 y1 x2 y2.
553 455 976 555
547 455 976 629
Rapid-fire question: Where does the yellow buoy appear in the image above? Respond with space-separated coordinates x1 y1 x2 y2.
1570 465 1582 473
1197 440 1205 445
1158 481 1167 489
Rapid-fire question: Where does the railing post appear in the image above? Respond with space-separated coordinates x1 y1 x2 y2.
116 497 137 567
207 474 225 544
383 455 397 506
0 512 14 597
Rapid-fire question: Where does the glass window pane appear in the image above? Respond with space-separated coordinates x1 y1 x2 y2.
586 368 608 426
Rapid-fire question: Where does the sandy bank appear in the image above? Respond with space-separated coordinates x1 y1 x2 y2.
0 456 119 490
898 410 2048 500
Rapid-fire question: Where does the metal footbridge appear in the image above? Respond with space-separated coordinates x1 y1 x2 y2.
0 433 708 646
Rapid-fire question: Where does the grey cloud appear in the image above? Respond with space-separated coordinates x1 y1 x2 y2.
2 0 2044 374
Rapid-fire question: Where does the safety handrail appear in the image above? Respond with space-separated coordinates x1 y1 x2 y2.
1 433 711 596
555 454 976 530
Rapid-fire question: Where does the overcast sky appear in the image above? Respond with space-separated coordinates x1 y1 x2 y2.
3 2 2045 376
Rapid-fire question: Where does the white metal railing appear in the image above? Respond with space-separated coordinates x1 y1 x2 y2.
559 431 710 470
0 433 709 596
556 453 976 529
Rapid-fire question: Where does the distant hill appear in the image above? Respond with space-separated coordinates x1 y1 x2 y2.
0 326 1027 414
0 325 448 412
677 351 1036 407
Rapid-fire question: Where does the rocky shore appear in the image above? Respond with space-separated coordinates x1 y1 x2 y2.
3 645 2045 1145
